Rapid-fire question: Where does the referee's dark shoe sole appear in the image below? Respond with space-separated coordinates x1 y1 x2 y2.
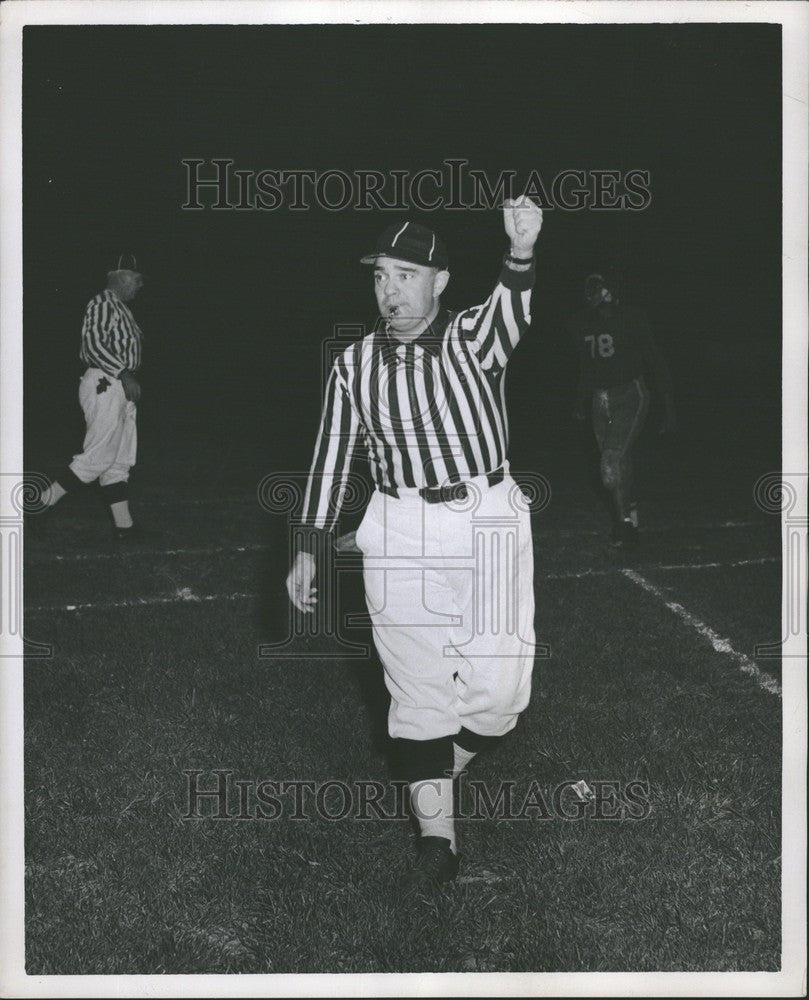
401 836 460 896
610 520 640 549
113 524 148 543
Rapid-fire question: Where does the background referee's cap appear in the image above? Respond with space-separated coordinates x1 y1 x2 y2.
360 222 448 269
107 253 142 277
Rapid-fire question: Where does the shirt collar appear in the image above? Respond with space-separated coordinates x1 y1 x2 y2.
378 308 450 364
106 288 132 309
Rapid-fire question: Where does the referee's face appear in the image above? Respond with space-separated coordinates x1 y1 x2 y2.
110 271 144 303
373 257 448 339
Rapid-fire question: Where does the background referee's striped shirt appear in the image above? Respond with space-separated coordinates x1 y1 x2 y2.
80 289 142 377
301 257 535 532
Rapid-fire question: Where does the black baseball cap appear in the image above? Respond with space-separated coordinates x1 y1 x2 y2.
360 221 449 269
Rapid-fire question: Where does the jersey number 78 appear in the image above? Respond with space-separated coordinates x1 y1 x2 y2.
585 333 615 358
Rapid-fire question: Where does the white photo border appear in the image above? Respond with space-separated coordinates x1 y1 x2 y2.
1 2 806 997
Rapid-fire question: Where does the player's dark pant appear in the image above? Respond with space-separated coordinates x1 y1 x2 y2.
591 377 649 520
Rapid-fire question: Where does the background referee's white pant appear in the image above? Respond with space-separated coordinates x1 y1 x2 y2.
70 368 137 486
355 469 535 742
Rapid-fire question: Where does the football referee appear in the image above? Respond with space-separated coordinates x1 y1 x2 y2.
286 200 543 891
38 255 144 540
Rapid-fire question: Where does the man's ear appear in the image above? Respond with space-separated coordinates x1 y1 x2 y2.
433 269 450 297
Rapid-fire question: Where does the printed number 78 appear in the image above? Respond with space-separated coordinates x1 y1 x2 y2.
585 334 615 358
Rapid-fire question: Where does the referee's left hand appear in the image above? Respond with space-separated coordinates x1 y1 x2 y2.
504 196 543 255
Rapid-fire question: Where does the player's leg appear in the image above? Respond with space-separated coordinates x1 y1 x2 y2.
590 389 623 535
591 388 609 454
603 379 649 545
98 401 138 534
593 385 629 534
623 378 650 526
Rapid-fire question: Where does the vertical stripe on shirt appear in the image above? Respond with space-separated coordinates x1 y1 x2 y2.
79 289 142 376
301 258 535 531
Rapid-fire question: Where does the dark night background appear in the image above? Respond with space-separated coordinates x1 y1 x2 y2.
23 23 781 513
15 22 791 978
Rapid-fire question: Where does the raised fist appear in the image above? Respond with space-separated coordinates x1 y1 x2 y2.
503 196 543 255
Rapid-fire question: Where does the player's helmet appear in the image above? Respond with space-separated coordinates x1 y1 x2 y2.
585 266 624 305
585 273 606 305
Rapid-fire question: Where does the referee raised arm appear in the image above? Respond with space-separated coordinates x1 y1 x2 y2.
286 199 543 893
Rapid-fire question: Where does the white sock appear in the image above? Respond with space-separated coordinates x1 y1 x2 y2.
42 482 66 507
109 500 133 529
409 778 456 852
452 742 477 779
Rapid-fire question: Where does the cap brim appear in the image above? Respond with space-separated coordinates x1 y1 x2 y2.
359 251 448 268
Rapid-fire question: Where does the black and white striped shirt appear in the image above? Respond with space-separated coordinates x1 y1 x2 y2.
301 257 535 531
80 289 142 377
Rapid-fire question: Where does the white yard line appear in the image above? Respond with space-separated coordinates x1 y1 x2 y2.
27 589 270 615
544 555 777 581
647 555 777 571
31 543 271 563
621 568 782 698
549 518 768 538
25 557 778 616
27 589 255 614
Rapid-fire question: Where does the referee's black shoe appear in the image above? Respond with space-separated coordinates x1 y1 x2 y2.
114 524 148 543
402 836 460 894
610 519 639 549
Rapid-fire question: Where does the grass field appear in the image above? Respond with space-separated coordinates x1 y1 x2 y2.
21 406 785 976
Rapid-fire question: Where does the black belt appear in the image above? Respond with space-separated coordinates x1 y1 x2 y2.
379 467 505 505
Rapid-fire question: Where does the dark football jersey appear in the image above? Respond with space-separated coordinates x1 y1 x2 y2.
567 304 670 394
